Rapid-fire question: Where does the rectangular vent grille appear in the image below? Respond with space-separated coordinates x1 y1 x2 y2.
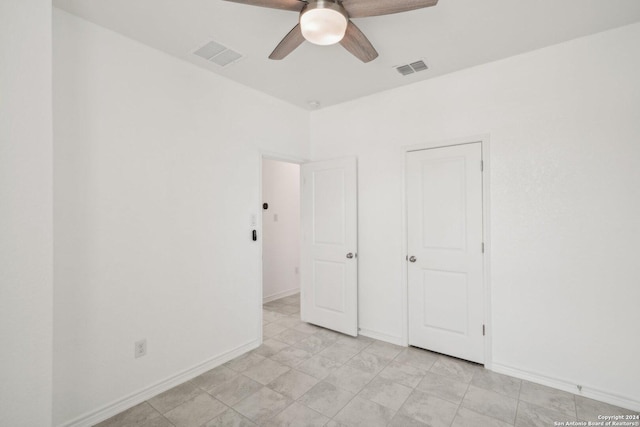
193 40 243 67
395 60 428 76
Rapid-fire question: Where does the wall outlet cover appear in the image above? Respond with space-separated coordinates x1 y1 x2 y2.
134 339 147 358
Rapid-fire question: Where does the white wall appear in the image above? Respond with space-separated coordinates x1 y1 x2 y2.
49 6 640 421
262 159 301 301
0 1 53 426
310 23 640 408
53 9 308 425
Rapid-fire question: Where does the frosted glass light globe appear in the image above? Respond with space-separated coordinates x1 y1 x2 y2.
300 2 348 46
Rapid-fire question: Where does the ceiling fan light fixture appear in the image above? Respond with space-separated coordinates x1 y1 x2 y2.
300 0 348 46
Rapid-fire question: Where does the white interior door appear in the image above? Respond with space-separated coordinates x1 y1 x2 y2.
407 143 484 363
301 157 358 336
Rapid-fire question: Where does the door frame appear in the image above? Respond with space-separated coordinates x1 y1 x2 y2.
257 151 309 345
401 135 493 369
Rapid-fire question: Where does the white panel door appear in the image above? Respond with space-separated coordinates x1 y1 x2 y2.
301 157 358 336
407 143 484 363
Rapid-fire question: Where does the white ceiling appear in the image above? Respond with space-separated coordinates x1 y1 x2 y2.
53 0 640 110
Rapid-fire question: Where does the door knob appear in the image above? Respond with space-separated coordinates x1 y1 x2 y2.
346 253 354 259
409 256 417 263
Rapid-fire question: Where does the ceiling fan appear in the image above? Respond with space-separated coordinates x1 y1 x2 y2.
223 0 439 63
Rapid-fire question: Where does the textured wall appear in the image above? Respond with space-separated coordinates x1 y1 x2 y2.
53 9 308 425
310 23 640 408
0 0 53 425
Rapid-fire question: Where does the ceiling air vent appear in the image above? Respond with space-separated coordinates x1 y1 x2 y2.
395 60 428 76
193 40 243 68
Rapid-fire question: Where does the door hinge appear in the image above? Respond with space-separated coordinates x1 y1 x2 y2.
480 160 484 172
483 324 486 336
482 242 485 253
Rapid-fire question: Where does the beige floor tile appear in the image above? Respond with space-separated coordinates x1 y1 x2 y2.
416 371 470 404
298 381 355 418
313 328 343 341
334 396 396 427
430 356 479 383
95 402 163 427
325 364 376 394
378 360 428 388
388 413 429 427
293 322 322 334
363 341 404 360
243 357 290 384
253 338 289 357
164 393 227 427
318 341 361 364
278 305 300 315
453 407 515 427
519 381 576 418
346 351 392 374
394 348 438 371
399 389 459 427
224 352 265 373
336 335 373 352
232 387 291 424
358 376 413 411
208 375 263 406
273 328 310 346
270 347 312 368
263 322 289 338
516 400 575 427
274 316 303 329
278 294 300 305
147 380 202 414
263 402 329 427
575 395 638 421
267 369 319 399
192 366 238 392
296 355 342 379
461 385 518 424
293 334 336 354
471 368 522 397
203 408 256 427
144 417 175 427
263 310 287 323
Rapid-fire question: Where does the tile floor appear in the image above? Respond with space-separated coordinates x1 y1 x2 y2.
97 293 638 426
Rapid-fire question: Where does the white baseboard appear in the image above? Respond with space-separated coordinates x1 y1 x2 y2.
263 288 299 303
58 339 260 427
358 328 405 346
491 363 640 412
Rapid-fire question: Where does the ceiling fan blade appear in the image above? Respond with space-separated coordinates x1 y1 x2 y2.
223 0 304 12
269 24 305 60
340 20 378 63
343 0 438 18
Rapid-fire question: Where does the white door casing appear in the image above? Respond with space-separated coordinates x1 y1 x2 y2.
407 143 484 363
301 157 358 336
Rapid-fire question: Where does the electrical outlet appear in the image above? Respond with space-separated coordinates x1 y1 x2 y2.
273 213 278 222
134 339 147 358
295 267 299 274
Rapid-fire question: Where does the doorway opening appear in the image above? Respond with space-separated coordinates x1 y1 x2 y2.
261 158 302 307
259 154 359 341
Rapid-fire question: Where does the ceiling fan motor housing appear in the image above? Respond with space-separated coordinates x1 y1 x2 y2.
300 0 349 45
